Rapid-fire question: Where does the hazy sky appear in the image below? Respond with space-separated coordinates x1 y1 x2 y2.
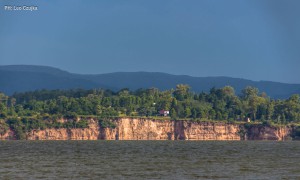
0 0 300 83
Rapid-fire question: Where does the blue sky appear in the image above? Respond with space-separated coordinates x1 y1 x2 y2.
0 0 300 83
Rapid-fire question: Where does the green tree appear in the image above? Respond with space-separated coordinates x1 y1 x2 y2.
173 84 190 101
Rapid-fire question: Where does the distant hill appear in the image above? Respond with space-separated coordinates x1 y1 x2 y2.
0 65 299 99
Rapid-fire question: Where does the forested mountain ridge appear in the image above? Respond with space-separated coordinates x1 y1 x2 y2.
1 65 300 99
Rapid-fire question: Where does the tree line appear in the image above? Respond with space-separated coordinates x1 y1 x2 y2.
0 85 299 124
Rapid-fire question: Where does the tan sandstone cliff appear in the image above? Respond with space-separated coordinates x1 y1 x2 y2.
99 119 292 141
246 125 292 140
0 130 14 140
174 121 241 140
0 118 293 140
102 118 174 140
27 119 100 140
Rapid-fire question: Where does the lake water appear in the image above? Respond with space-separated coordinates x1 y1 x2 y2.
0 141 299 179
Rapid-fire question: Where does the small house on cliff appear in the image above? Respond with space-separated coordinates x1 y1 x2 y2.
159 110 169 117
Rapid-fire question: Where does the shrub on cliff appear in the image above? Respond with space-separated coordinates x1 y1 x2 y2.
76 120 89 128
51 121 63 129
227 118 235 124
0 120 9 135
262 121 275 127
63 112 78 120
6 118 26 140
244 123 252 129
6 118 49 139
61 119 89 129
21 117 47 131
98 118 116 128
292 126 300 138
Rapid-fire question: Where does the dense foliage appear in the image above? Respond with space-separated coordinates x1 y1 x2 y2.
0 85 300 122
1 85 300 139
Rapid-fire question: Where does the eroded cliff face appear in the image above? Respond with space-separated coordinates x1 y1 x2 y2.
27 119 100 140
101 118 174 140
174 121 241 140
0 130 14 140
246 125 292 140
1 118 294 140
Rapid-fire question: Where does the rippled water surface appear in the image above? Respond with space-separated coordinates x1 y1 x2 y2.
0 141 299 179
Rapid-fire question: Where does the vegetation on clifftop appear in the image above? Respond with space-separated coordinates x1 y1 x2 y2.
0 85 300 139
